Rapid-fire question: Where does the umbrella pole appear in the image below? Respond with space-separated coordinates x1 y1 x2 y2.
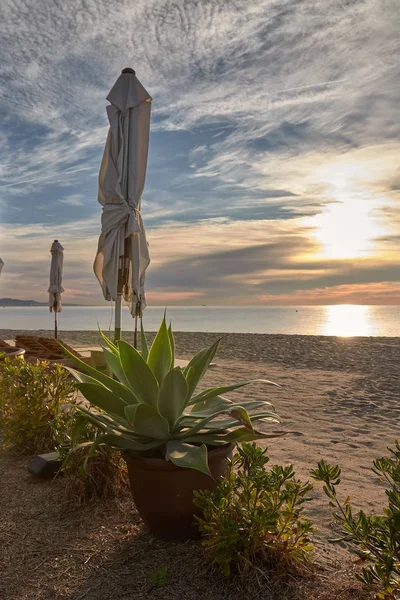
115 294 122 343
115 244 128 344
54 309 58 340
134 314 138 349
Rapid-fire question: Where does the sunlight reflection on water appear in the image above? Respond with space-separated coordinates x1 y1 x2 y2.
320 305 375 337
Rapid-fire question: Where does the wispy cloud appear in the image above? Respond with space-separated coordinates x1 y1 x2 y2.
0 0 399 303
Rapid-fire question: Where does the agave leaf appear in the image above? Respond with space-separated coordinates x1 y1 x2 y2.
189 379 279 406
183 348 207 376
140 319 149 362
184 427 285 445
157 367 188 429
70 413 91 444
177 404 254 438
118 340 159 407
60 344 137 402
189 397 275 417
91 411 134 432
198 411 281 431
168 323 175 369
76 382 128 419
184 339 221 402
133 403 170 439
98 327 119 356
90 432 162 452
103 347 129 386
166 441 211 476
64 366 139 406
230 407 254 431
147 314 172 386
124 404 139 426
188 396 233 416
67 404 127 439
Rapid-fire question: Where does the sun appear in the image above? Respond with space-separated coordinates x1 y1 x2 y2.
304 160 389 260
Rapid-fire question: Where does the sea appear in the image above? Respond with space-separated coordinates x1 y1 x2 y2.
0 305 399 337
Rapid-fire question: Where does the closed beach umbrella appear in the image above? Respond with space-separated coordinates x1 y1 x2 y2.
0 258 3 275
48 240 64 339
93 68 152 343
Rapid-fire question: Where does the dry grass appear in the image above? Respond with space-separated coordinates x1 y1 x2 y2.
60 447 129 504
0 448 372 600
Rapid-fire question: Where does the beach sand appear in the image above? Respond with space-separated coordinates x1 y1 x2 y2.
1 330 399 598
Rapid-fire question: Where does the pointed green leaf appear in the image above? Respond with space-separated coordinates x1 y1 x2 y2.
124 404 139 426
147 315 172 386
189 395 233 416
90 432 162 452
140 318 149 362
184 339 221 402
168 323 175 369
184 427 285 445
71 414 90 444
133 403 170 439
76 382 128 418
66 403 130 435
229 407 254 431
189 379 279 406
177 403 255 438
103 347 129 386
64 366 139 406
166 441 211 476
157 367 188 429
60 344 137 403
118 340 159 407
98 327 119 355
201 411 281 430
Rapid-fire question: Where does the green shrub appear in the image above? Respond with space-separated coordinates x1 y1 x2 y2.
311 441 400 599
193 442 314 577
0 357 76 454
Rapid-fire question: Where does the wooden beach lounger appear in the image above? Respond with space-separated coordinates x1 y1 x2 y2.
15 335 85 364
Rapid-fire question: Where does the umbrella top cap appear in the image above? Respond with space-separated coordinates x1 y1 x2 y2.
122 68 135 75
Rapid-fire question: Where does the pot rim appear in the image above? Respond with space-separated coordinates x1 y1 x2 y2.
123 442 235 472
0 347 25 357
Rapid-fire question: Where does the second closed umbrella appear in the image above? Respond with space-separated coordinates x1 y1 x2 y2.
48 240 64 339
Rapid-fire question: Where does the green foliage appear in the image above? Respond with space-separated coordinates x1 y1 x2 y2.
147 566 170 588
311 441 400 599
0 356 77 454
193 442 314 576
62 317 283 474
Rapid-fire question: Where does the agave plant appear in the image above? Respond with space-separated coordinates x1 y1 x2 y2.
62 317 282 476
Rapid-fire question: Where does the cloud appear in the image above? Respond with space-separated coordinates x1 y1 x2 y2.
0 0 399 304
58 194 85 206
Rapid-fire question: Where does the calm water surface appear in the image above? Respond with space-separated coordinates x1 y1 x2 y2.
0 305 399 337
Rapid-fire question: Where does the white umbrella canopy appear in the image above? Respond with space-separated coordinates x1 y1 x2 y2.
0 258 3 275
94 68 152 342
48 240 64 338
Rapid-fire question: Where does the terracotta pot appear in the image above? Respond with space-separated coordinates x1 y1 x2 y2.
0 347 25 360
124 443 234 542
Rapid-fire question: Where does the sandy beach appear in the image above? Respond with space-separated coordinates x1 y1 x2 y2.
1 330 399 599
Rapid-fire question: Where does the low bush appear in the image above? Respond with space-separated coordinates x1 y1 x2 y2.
311 440 400 599
194 442 314 578
0 356 76 454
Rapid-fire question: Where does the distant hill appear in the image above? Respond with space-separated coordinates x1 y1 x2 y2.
0 298 83 307
0 298 45 306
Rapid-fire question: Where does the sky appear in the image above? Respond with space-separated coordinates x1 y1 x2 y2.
0 0 399 306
